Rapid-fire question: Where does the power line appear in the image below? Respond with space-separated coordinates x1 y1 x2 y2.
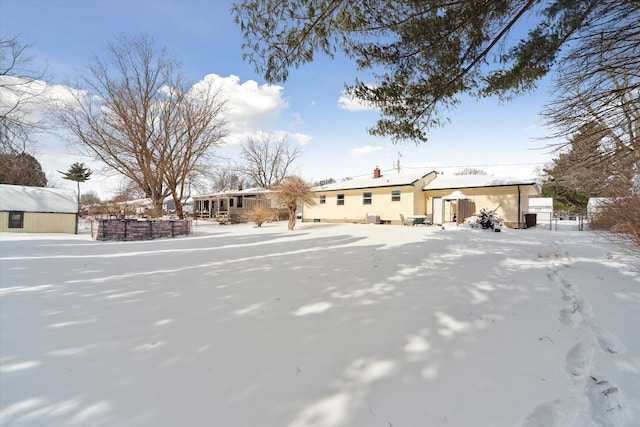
337 162 546 180
401 162 544 169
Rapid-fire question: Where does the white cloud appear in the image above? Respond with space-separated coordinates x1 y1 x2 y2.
350 145 384 157
194 74 289 134
338 89 377 112
4 74 299 199
289 112 304 127
290 133 312 146
224 129 312 148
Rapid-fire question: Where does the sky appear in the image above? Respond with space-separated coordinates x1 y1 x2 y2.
1 0 560 199
1 221 638 426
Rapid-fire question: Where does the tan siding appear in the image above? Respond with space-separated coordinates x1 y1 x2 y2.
0 212 77 233
304 185 417 224
303 172 437 224
424 184 539 227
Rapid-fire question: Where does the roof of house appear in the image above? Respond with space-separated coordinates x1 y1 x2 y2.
423 174 539 191
314 170 435 192
529 197 553 207
0 184 78 213
587 197 612 208
193 187 272 199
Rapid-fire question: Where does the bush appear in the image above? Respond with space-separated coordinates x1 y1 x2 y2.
589 193 640 248
466 208 503 231
244 204 276 227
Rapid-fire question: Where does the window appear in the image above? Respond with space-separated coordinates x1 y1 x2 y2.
363 192 372 205
337 194 345 206
8 211 24 229
391 190 401 202
319 195 326 204
229 198 234 207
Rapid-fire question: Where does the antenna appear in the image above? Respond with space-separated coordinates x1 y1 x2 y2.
393 151 402 173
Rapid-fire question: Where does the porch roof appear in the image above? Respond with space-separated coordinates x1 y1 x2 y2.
193 187 272 200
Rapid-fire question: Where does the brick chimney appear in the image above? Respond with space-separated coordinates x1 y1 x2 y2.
373 166 381 178
238 184 243 191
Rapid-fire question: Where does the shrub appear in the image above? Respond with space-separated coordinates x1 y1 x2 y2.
466 208 503 231
244 204 276 227
589 193 640 248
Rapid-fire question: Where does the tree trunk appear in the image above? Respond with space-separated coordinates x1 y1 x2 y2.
152 197 164 218
173 194 184 219
287 206 296 230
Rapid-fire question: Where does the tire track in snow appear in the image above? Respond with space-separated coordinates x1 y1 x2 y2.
522 253 629 427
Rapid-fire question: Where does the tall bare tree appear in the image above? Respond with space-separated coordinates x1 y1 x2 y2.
211 168 245 192
0 36 47 154
543 37 639 193
58 35 227 218
238 133 301 188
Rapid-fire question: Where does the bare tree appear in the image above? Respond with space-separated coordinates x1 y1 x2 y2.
80 190 101 206
211 168 246 192
272 175 315 230
0 36 47 154
543 33 639 193
454 168 487 176
238 133 301 188
58 35 227 218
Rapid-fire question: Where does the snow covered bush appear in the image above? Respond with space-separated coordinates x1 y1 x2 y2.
466 208 503 231
243 204 276 227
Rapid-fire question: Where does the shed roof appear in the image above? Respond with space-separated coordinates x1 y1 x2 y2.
0 184 78 213
529 197 553 208
314 170 435 192
423 174 539 191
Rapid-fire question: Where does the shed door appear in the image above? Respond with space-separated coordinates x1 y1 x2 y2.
432 197 443 225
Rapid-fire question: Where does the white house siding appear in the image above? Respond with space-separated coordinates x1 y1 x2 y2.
529 197 553 222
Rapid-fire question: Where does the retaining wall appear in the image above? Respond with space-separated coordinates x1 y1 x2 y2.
91 219 191 241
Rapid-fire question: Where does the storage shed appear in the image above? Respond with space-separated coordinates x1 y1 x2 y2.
0 184 79 233
528 197 554 223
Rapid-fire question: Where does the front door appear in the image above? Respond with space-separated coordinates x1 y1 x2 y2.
432 197 443 225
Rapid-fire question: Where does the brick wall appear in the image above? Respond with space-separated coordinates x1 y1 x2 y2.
91 219 191 241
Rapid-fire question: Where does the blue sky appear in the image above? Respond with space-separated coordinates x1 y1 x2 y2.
1 0 558 198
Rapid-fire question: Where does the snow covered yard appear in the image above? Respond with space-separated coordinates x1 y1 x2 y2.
1 221 638 427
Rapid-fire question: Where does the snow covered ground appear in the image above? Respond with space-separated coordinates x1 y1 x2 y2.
1 220 639 427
